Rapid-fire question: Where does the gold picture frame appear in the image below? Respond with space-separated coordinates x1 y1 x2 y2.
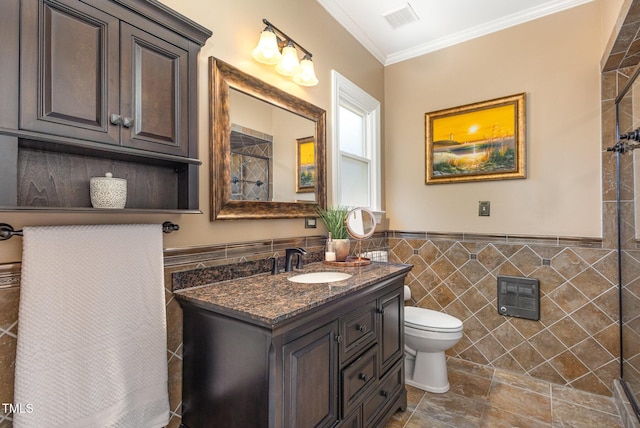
425 93 526 184
296 136 315 193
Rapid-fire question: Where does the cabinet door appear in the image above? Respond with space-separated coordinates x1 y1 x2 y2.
20 0 120 144
120 22 189 156
379 288 404 375
283 321 339 428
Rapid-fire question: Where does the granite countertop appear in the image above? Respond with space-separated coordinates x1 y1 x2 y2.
174 261 413 327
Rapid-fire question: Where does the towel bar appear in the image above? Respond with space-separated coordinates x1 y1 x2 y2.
0 222 180 241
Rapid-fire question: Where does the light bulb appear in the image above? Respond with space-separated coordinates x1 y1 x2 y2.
252 27 281 65
292 55 318 86
275 42 300 76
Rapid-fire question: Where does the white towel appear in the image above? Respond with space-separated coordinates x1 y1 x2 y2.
13 224 169 428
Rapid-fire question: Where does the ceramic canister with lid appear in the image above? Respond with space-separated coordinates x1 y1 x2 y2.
90 172 127 209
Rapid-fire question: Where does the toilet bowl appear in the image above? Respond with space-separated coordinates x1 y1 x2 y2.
403 286 463 393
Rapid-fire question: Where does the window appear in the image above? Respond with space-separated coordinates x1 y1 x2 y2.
331 71 381 215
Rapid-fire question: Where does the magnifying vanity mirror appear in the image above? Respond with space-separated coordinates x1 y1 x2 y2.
344 207 377 266
209 57 327 220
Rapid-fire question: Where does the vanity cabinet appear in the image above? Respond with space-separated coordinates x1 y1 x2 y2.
0 0 211 211
178 273 408 428
283 320 339 427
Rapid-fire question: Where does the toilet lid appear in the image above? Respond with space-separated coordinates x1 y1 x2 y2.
405 306 463 332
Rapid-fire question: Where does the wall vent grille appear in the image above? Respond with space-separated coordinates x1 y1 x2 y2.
497 275 539 321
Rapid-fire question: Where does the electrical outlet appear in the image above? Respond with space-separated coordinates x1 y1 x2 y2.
479 201 490 216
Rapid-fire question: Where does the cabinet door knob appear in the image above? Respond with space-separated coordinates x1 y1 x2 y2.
357 324 366 332
109 114 123 125
335 335 342 343
380 390 388 397
122 117 134 128
359 373 368 382
377 308 385 315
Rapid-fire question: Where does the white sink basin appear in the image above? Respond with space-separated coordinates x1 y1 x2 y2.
288 272 353 284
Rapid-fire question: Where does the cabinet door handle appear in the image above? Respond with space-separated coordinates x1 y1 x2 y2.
359 373 368 382
357 324 367 332
109 114 123 125
122 117 134 128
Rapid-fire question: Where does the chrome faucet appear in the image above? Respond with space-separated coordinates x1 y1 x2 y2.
285 248 307 272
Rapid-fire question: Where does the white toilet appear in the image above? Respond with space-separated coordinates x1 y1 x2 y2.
403 286 463 393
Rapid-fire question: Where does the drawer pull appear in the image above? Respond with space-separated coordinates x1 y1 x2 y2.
359 373 368 382
357 324 367 332
380 390 388 397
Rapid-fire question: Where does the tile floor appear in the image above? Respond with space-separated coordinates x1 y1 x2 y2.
385 357 625 428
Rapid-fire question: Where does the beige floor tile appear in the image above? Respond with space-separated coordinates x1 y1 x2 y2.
493 368 552 396
447 356 496 379
480 405 552 428
404 410 455 427
448 368 493 401
405 384 425 410
551 399 624 428
551 384 619 415
487 382 552 424
386 357 625 428
414 391 485 428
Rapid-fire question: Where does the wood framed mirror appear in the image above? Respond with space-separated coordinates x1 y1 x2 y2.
209 57 327 220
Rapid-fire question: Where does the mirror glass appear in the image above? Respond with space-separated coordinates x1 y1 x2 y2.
346 207 376 239
210 57 326 220
229 89 316 202
342 207 376 266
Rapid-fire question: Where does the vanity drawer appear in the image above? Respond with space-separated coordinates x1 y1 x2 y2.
341 345 378 417
340 407 361 428
363 360 404 427
339 299 377 363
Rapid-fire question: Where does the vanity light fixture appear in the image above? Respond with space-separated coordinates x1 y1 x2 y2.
252 19 318 87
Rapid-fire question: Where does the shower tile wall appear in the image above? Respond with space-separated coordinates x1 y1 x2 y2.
604 66 640 410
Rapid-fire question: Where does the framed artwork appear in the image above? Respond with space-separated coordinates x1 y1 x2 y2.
296 136 315 193
425 93 526 184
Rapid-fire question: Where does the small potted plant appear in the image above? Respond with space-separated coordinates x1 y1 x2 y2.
317 205 350 261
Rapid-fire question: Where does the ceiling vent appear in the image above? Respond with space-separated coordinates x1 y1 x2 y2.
383 3 419 30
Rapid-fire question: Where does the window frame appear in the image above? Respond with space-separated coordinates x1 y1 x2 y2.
331 70 381 218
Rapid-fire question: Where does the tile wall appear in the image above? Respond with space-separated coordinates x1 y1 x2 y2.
388 233 619 396
0 231 624 427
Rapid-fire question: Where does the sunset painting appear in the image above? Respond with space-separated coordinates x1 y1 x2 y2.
425 93 526 184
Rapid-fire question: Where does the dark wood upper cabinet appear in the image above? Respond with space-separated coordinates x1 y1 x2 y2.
119 22 189 156
1 0 212 211
20 0 120 145
21 0 193 156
